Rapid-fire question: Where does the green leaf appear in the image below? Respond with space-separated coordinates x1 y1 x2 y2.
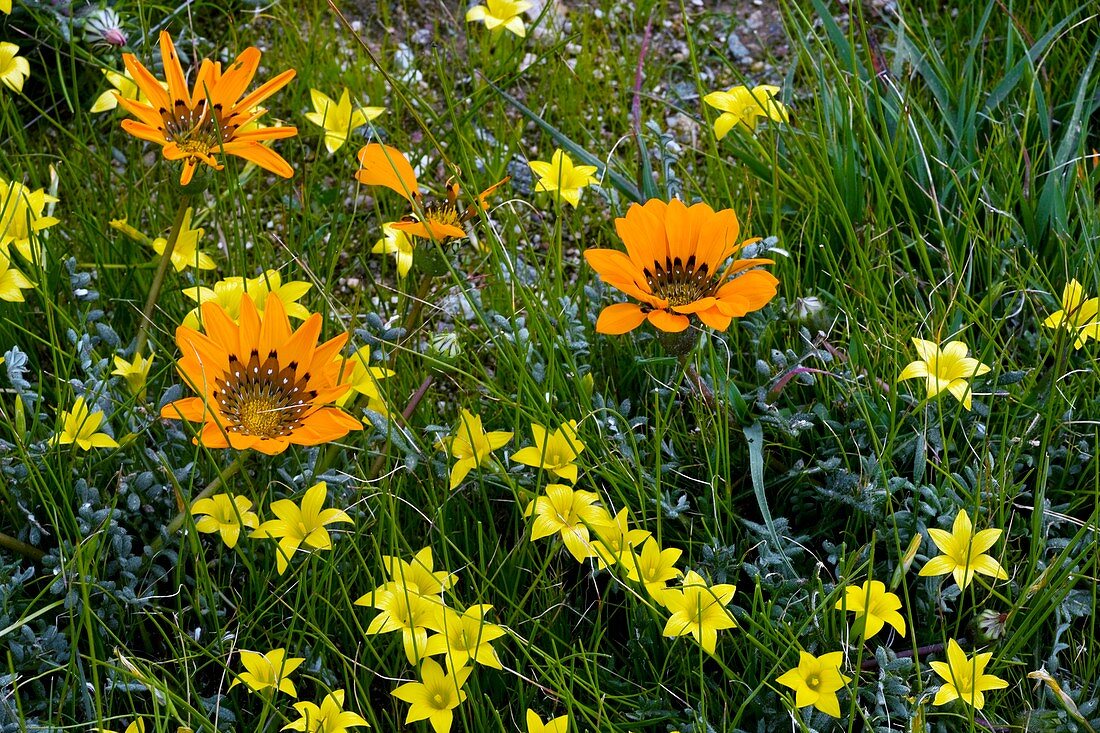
744 421 796 577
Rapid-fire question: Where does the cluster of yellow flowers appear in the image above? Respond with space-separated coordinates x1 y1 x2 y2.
227 647 368 733
780 509 1010 718
440 410 738 658
357 547 507 732
192 481 351 574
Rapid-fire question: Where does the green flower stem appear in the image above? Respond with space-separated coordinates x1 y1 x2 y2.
0 530 45 562
676 352 717 409
401 273 435 342
153 452 246 552
133 195 192 357
551 192 564 297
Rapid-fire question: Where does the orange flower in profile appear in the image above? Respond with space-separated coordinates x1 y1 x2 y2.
161 292 362 454
116 31 298 185
355 143 509 241
583 198 779 334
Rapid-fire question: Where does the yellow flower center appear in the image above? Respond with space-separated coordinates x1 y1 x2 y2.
807 674 820 689
238 394 282 435
643 255 713 307
159 99 240 156
432 691 447 708
176 138 215 156
409 200 464 234
216 350 315 438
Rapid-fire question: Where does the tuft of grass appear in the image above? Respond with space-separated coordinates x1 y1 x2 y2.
0 0 1098 731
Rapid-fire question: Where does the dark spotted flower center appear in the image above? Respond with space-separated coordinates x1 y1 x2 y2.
159 99 236 152
643 255 714 307
215 350 315 438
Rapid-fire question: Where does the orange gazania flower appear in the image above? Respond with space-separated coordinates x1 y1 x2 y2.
355 143 508 241
584 198 779 334
161 292 362 454
117 31 298 186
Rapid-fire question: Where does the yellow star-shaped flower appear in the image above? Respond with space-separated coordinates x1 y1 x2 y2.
702 84 788 139
0 252 34 302
392 658 472 733
252 482 353 574
423 604 507 671
776 650 852 718
1043 279 1100 349
371 222 415 278
282 689 371 732
51 396 119 450
191 493 259 549
437 409 512 490
835 580 906 639
661 570 737 655
304 88 384 155
526 709 568 733
465 0 534 38
0 43 30 94
0 177 60 264
229 648 305 697
897 337 991 410
622 537 683 600
524 484 606 562
919 509 1008 589
528 150 599 207
512 420 585 483
152 207 216 272
112 352 154 400
930 639 1008 710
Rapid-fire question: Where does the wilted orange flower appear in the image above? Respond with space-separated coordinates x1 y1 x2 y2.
161 292 361 454
355 143 508 242
583 198 779 334
117 31 297 185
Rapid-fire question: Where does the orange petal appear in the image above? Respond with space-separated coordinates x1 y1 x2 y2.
159 32 190 108
121 53 171 111
237 293 263 357
595 303 647 334
694 307 733 331
197 420 232 449
120 119 168 145
211 46 260 109
714 270 779 317
219 141 294 178
584 249 646 289
176 325 229 378
671 297 717 314
179 159 198 186
697 206 741 267
616 200 669 271
237 434 289 454
663 198 702 265
115 96 165 129
646 309 690 332
475 176 510 210
355 143 420 202
200 301 241 353
160 396 208 422
191 59 219 107
309 333 350 377
255 292 292 359
391 219 466 241
234 68 297 113
281 313 323 380
229 125 299 141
